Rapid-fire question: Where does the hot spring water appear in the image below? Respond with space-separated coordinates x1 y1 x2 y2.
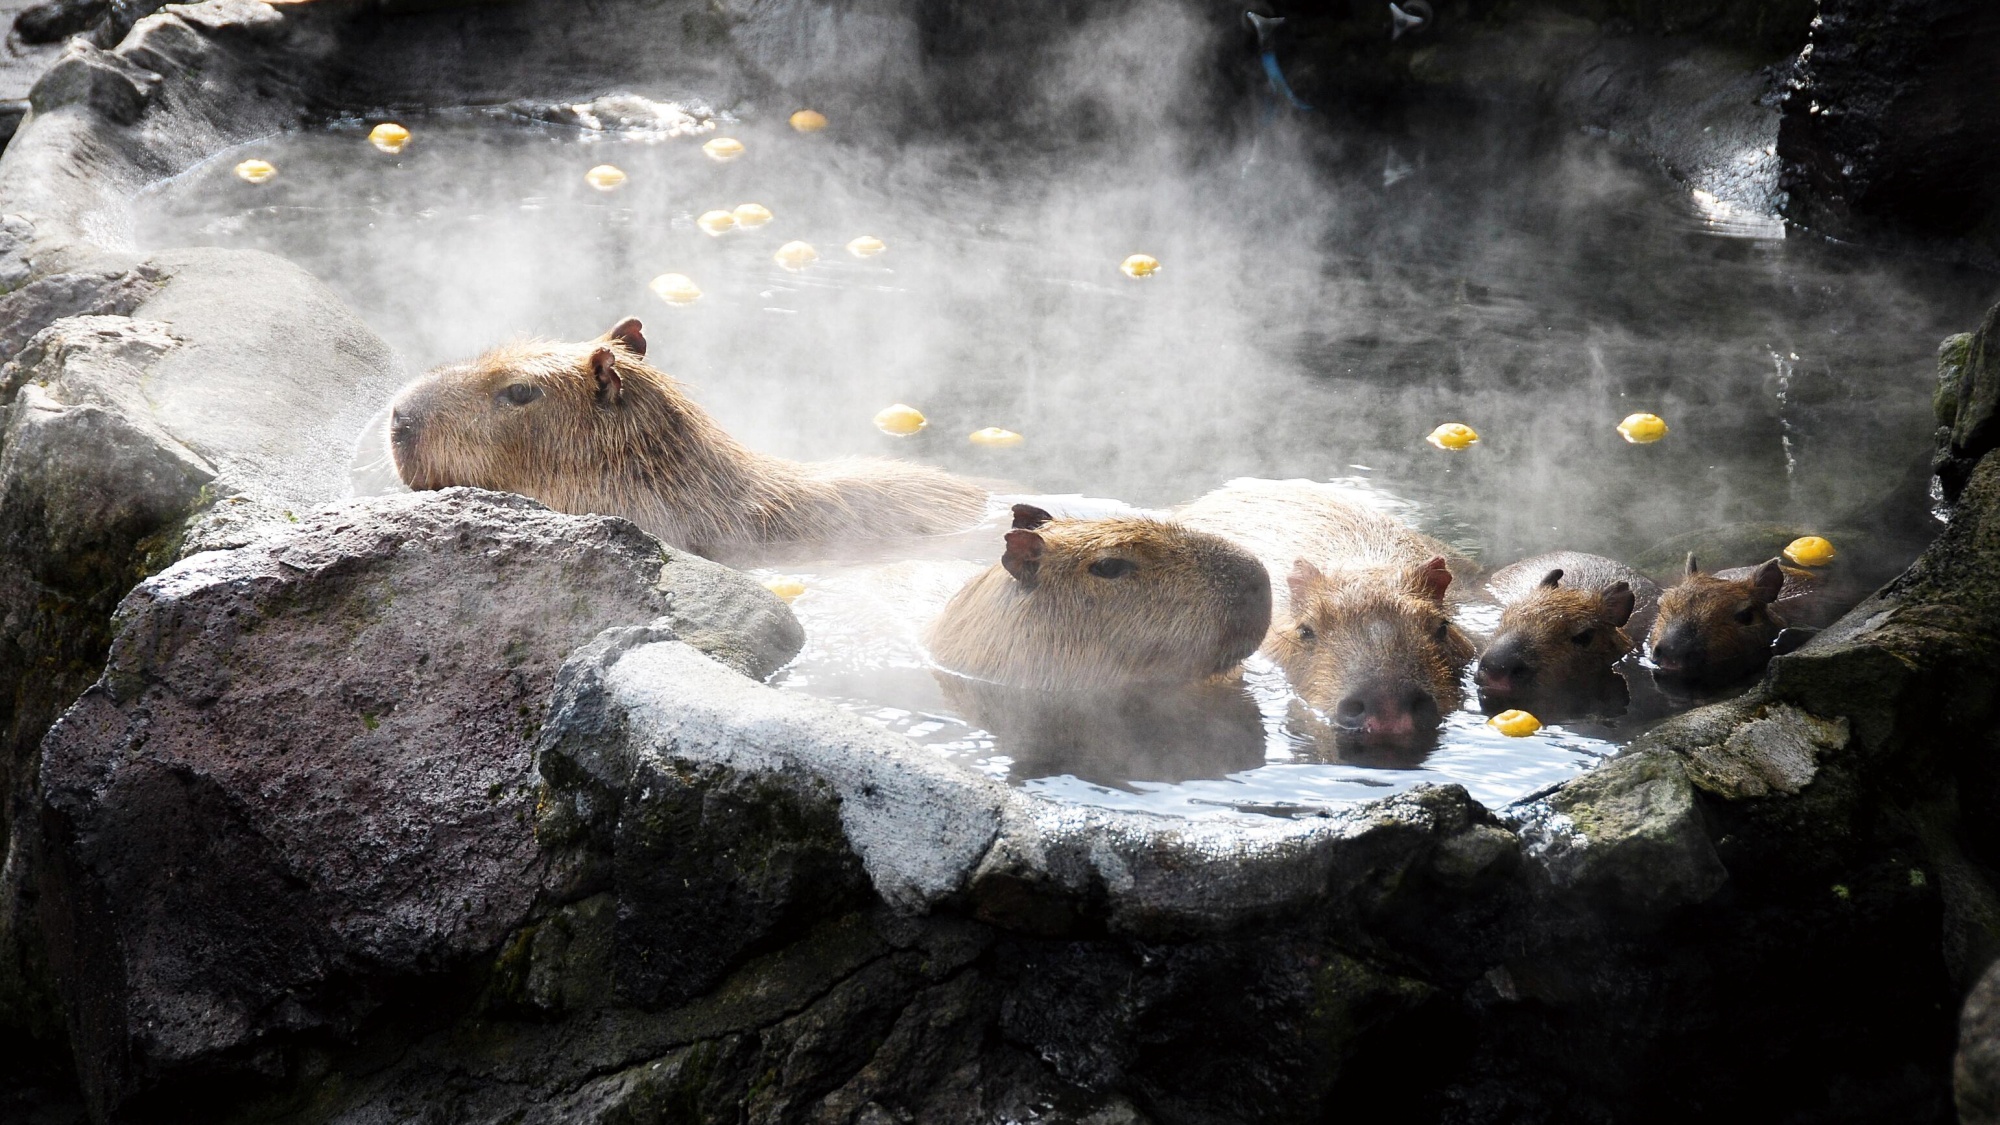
132 101 1997 818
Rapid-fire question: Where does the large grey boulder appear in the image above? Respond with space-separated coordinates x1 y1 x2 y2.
0 247 407 1052
36 488 800 1117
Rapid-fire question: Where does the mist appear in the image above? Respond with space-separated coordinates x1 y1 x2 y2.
127 0 1998 810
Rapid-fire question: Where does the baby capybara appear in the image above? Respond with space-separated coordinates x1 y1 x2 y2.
388 318 988 561
1178 479 1477 748
1476 552 1661 716
925 504 1272 693
1648 554 1812 686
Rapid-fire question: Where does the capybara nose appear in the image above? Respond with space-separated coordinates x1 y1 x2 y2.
1651 625 1696 674
1333 683 1435 737
1476 644 1528 692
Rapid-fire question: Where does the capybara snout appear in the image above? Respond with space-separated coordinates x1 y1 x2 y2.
1334 677 1441 738
1648 554 1788 686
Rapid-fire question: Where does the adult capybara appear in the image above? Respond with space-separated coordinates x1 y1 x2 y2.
388 318 988 561
1648 554 1816 686
924 504 1272 693
1178 479 1476 748
1476 552 1661 716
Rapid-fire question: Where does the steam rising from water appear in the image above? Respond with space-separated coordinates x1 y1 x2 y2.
132 1 1995 814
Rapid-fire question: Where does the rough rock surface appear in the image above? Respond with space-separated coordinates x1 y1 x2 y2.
36 489 800 1117
0 247 407 1065
1778 0 2000 260
1963 959 2000 1125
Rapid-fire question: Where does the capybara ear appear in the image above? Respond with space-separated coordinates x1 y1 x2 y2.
606 317 647 356
1684 552 1700 579
1287 558 1325 603
1011 503 1054 530
1417 556 1452 601
589 347 622 403
1538 568 1565 590
1749 558 1785 605
1602 581 1636 627
1002 530 1044 588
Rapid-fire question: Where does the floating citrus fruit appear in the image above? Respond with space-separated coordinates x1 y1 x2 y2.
763 576 807 603
696 209 737 236
585 164 628 191
234 159 277 184
1426 422 1479 450
702 137 745 162
773 241 819 271
874 404 927 436
1489 709 1542 737
847 235 887 258
969 427 1024 448
1784 536 1836 567
648 273 702 306
368 123 411 153
1120 253 1160 278
790 109 828 133
732 203 773 228
1617 412 1669 444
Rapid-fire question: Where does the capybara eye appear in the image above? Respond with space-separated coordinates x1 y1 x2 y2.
1297 623 1316 643
497 383 543 407
1732 605 1759 625
1432 620 1450 642
1571 628 1596 647
1088 558 1138 579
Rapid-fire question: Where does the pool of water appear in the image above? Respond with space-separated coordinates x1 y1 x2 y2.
132 97 1997 817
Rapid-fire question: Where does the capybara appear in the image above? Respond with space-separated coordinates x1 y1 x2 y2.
388 318 989 561
1476 551 1661 716
1648 554 1814 686
1178 479 1476 748
924 504 1272 693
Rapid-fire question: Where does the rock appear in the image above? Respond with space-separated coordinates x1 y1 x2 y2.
35 489 800 1116
26 38 159 125
0 213 34 294
1533 748 1728 914
0 264 160 360
536 631 1003 930
1961 958 2000 1124
1778 0 2000 259
1938 303 2000 501
1679 702 1851 800
11 0 107 44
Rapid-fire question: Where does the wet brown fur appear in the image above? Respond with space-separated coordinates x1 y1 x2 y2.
925 509 1272 693
1647 554 1792 685
1178 479 1476 728
389 320 989 561
1477 553 1659 713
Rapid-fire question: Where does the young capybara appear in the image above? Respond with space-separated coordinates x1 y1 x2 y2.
1647 554 1815 686
387 318 989 561
1178 479 1477 748
924 504 1272 693
1475 552 1661 716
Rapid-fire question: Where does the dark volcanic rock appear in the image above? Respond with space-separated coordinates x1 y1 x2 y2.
1778 0 2000 258
1938 308 2000 501
34 489 800 1118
